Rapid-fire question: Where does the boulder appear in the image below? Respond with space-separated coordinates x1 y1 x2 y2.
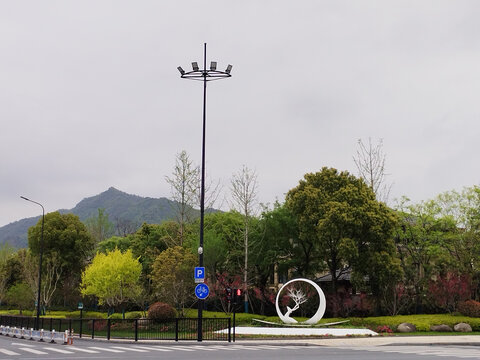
454 323 472 332
397 322 416 333
430 324 453 332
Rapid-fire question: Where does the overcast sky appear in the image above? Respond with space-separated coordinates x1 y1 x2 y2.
1 1 480 227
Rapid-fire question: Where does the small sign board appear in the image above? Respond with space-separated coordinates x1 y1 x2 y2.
194 267 205 283
78 302 84 310
195 283 209 299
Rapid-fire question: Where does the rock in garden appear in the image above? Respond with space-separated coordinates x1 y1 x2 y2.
454 323 472 332
430 324 453 332
397 322 416 333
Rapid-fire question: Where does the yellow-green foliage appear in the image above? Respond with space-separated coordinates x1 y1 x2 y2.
81 248 142 307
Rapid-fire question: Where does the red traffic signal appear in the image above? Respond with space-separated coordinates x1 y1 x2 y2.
225 287 233 303
233 288 242 304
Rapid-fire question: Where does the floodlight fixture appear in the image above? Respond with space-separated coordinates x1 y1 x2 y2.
210 61 217 71
177 66 185 75
192 62 199 71
225 64 232 74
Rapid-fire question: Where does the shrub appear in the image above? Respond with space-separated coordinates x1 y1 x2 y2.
376 325 393 333
125 311 143 319
428 273 471 313
458 300 480 317
147 302 176 321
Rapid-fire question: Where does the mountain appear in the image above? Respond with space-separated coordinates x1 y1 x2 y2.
0 187 194 248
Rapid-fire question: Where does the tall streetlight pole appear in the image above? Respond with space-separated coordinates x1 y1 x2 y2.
20 196 45 330
178 43 232 342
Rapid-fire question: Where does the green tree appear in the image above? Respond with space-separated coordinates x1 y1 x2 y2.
28 212 95 307
85 208 114 245
5 283 33 314
150 246 196 313
0 243 15 305
97 236 132 253
286 167 401 311
28 212 95 273
80 248 142 309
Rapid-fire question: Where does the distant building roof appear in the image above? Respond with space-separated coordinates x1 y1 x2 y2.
315 268 351 282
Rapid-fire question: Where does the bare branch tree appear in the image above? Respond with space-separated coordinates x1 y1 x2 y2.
41 254 63 308
284 287 308 318
353 138 392 203
230 165 258 313
165 150 200 245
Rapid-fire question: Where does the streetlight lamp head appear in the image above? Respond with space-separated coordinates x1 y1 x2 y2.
225 64 233 74
192 62 199 71
210 61 217 71
20 196 29 201
177 66 185 75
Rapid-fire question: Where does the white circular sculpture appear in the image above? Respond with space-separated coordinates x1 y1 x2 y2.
275 278 326 325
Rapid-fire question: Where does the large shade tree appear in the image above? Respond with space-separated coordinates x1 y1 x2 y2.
28 211 95 306
285 167 401 310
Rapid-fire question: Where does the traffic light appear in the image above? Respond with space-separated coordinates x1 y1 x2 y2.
225 287 233 303
233 288 242 304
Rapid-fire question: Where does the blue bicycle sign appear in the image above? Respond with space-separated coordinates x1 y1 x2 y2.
195 283 209 299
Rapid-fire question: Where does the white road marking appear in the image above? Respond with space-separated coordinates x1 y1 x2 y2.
189 345 217 351
42 346 74 354
209 345 238 351
11 342 35 347
110 346 149 352
68 346 100 353
131 345 172 352
88 346 124 353
230 345 261 351
165 346 195 352
19 347 48 354
350 346 480 359
0 348 20 355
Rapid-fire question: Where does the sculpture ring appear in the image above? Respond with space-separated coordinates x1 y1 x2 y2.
275 278 326 325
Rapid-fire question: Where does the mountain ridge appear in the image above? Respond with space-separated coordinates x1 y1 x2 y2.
0 187 190 248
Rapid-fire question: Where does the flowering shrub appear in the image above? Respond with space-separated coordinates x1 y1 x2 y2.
376 325 393 334
428 272 471 313
458 300 480 317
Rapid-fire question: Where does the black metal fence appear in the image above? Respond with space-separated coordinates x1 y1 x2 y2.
0 315 232 342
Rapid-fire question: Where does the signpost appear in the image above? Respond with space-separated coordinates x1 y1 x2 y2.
78 302 84 337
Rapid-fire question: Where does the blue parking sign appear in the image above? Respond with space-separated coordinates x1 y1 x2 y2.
195 283 209 299
194 267 205 283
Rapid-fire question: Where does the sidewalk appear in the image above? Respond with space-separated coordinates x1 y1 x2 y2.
238 335 480 347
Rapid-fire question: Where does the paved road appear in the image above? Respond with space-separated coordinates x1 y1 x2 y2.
2 336 480 359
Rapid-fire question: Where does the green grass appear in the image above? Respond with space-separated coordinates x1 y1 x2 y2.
2 309 480 334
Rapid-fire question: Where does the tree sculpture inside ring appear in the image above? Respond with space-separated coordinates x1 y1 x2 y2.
275 278 326 324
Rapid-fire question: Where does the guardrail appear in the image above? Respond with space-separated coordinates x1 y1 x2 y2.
0 325 72 344
0 316 232 342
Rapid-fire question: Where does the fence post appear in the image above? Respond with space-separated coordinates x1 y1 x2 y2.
49 318 53 331
134 319 138 342
107 319 111 340
175 319 179 342
228 318 231 343
79 318 82 338
92 319 95 339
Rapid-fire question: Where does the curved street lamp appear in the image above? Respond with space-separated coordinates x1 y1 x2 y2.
20 196 45 330
178 43 232 342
